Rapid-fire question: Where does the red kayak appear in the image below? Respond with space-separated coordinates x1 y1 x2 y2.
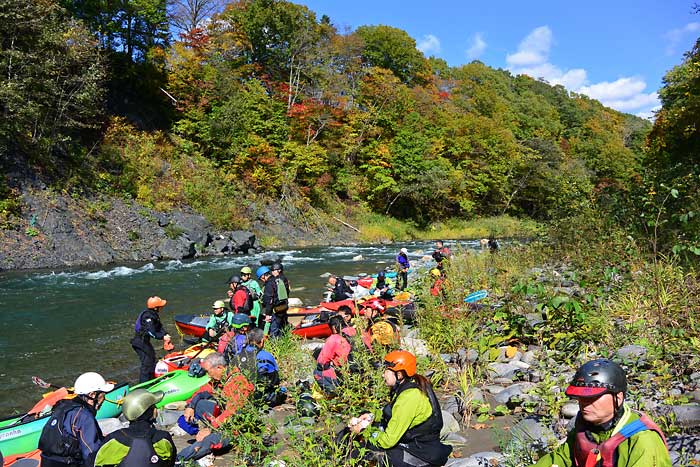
154 342 216 376
174 314 210 338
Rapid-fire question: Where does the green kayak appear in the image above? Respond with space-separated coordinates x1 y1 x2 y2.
0 382 128 458
130 370 209 407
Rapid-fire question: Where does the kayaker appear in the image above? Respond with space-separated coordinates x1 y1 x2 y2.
432 240 451 271
337 305 358 337
94 389 176 467
245 327 287 407
429 268 445 297
239 266 263 327
131 296 172 383
203 299 233 343
259 265 288 337
227 274 255 318
349 350 452 467
271 262 291 296
371 270 395 300
313 315 352 392
530 359 671 467
328 275 353 302
270 263 290 334
362 306 400 350
220 313 252 358
395 248 410 290
39 372 114 467
178 352 253 463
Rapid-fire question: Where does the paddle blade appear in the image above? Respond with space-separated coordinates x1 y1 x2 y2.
32 376 51 389
464 290 488 303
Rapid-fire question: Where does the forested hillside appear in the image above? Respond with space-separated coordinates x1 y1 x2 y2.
1 0 698 259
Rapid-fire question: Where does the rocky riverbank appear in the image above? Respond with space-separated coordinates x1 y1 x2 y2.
0 188 359 270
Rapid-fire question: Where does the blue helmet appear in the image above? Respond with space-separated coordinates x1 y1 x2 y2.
256 265 271 279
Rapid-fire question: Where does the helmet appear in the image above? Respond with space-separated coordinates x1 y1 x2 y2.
256 266 271 279
400 248 408 255
430 268 441 278
122 389 164 421
228 274 242 285
384 350 416 377
565 359 627 397
271 262 283 272
231 313 251 328
74 372 114 395
212 300 226 309
240 266 253 275
147 296 167 309
296 394 320 418
377 271 386 279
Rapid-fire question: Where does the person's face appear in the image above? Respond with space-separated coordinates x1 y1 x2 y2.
241 273 250 282
271 269 280 277
328 276 337 286
436 241 443 248
229 282 236 290
207 364 225 381
576 392 622 425
261 273 270 282
383 369 398 387
214 307 224 315
88 391 106 409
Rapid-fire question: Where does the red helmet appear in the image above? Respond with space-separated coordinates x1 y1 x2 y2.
384 350 416 377
147 296 167 309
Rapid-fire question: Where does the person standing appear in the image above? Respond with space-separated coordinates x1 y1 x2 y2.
236 266 263 326
131 296 171 383
259 266 287 337
39 372 114 467
432 240 451 272
94 389 176 467
395 248 410 291
269 262 290 332
530 359 671 467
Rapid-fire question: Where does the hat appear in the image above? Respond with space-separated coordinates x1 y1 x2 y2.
400 248 408 255
212 300 226 309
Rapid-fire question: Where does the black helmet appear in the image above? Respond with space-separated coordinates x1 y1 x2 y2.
296 393 319 418
377 271 386 279
565 359 627 397
228 274 242 284
271 262 283 272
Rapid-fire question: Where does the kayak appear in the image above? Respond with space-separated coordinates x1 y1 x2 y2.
292 314 331 339
2 448 41 466
154 343 216 377
174 314 210 338
0 383 127 458
130 371 209 408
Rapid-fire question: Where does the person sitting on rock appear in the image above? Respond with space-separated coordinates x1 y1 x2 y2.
530 358 671 467
94 389 176 467
203 300 233 344
370 271 395 300
177 352 253 463
245 328 287 407
313 316 352 392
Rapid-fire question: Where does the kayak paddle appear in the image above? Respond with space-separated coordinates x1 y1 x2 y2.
464 289 488 303
32 376 59 390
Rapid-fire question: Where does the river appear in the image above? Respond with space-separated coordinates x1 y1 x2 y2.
0 240 484 414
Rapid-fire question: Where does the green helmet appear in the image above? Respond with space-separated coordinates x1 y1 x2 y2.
122 389 164 421
231 313 251 329
240 266 253 275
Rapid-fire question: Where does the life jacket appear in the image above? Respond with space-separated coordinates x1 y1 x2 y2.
134 309 148 335
573 412 668 467
108 426 170 467
370 319 399 346
381 379 452 465
39 398 93 465
271 278 288 313
233 285 254 314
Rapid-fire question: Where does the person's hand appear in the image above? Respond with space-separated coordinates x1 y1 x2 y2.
227 290 233 297
163 341 174 351
208 328 216 337
184 407 195 422
265 315 272 323
348 413 373 434
195 427 211 442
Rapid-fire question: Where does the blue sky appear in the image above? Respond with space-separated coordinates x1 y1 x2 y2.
300 0 699 119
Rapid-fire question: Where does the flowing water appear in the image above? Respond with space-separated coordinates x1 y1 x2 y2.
0 240 485 414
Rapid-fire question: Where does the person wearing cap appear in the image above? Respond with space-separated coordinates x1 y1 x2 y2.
327 275 354 302
178 352 254 463
94 389 176 467
131 296 171 383
530 359 671 467
39 372 115 467
239 266 263 326
349 350 452 466
203 300 233 343
395 248 410 291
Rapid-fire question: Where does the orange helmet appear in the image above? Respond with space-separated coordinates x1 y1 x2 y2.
384 350 416 377
147 296 167 309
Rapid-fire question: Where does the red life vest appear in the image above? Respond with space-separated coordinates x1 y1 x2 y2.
573 413 668 467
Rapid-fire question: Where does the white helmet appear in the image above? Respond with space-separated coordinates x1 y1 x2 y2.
74 372 114 395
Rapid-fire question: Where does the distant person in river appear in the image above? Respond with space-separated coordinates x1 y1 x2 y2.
39 372 114 467
94 389 176 467
203 300 233 344
432 240 451 272
348 350 452 467
328 274 354 302
238 266 263 327
131 296 172 383
178 353 253 463
371 270 395 300
487 236 499 253
530 359 671 467
396 248 410 291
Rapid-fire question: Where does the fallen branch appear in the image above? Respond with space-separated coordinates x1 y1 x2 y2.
332 216 360 232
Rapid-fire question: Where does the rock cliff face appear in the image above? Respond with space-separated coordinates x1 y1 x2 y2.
0 189 357 270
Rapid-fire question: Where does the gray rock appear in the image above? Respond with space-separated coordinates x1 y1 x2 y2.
493 382 536 404
670 404 700 428
521 350 538 365
440 410 461 437
209 237 230 254
487 362 522 379
616 344 648 360
493 377 515 385
525 313 545 328
690 372 700 382
561 401 580 418
402 336 430 357
667 434 700 465
508 417 557 448
688 390 700 403
171 209 211 246
229 231 256 253
443 432 468 444
157 237 196 260
484 385 506 395
441 396 464 417
440 353 455 364
446 452 505 467
458 347 479 364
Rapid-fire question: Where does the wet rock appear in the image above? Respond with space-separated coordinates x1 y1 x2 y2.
352 254 363 261
616 344 647 361
493 382 536 404
440 410 461 437
561 401 579 418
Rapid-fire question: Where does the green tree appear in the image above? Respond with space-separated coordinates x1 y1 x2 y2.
355 25 430 85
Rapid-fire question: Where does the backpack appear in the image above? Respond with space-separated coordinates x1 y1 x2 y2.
235 285 254 314
370 320 399 346
228 346 258 380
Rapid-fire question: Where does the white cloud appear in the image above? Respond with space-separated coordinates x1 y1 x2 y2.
635 105 661 121
506 26 659 116
466 33 486 60
417 34 441 56
664 22 700 55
